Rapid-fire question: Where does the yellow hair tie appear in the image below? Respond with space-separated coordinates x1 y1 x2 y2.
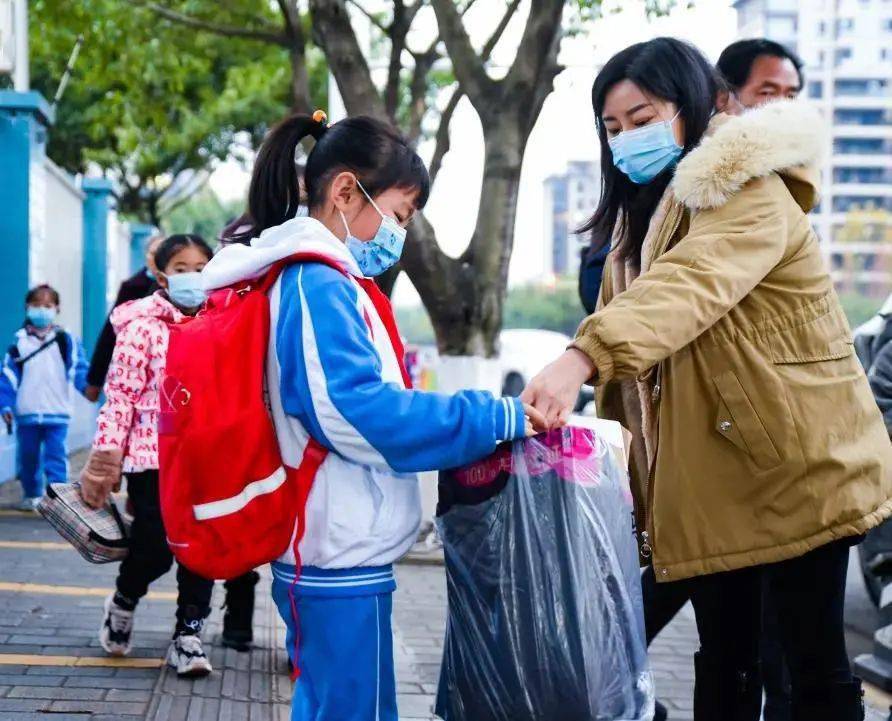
312 109 328 125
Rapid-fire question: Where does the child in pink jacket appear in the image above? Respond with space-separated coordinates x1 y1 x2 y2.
79 234 258 678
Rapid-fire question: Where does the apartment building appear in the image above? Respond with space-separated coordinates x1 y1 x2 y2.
735 0 892 297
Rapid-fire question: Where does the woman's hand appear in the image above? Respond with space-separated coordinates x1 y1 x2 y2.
79 449 123 510
521 349 596 429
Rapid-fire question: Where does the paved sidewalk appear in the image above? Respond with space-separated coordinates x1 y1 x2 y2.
0 461 889 720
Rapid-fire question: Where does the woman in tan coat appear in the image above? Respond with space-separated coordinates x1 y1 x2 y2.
523 38 892 721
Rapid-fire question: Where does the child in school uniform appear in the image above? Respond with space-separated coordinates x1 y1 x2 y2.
79 235 259 677
201 112 546 721
0 285 88 510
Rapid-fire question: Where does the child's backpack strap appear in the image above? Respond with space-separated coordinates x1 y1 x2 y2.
11 332 68 367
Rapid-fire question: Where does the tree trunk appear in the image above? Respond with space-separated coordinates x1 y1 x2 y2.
403 120 525 358
289 44 313 114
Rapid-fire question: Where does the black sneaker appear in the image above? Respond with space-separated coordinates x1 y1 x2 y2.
99 592 135 657
222 571 259 652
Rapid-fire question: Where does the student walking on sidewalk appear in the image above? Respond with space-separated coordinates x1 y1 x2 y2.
523 37 892 721
201 112 545 721
0 285 89 511
79 235 258 677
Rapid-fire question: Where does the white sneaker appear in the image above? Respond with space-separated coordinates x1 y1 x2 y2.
99 592 135 657
167 633 212 678
18 497 40 512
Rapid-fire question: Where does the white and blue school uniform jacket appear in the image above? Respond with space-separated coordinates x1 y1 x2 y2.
0 327 88 426
202 218 526 590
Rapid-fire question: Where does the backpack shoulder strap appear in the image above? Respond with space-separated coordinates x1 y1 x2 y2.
249 253 351 296
13 333 63 367
55 332 71 366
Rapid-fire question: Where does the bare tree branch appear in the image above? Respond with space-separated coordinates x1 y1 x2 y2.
276 0 301 36
310 0 388 119
504 0 565 108
134 1 290 45
272 0 314 113
481 0 521 58
384 1 408 118
345 0 388 33
428 0 522 185
428 88 461 186
158 172 210 218
429 0 495 107
406 49 437 145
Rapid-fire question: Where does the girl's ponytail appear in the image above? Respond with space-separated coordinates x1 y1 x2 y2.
233 113 328 245
231 111 429 245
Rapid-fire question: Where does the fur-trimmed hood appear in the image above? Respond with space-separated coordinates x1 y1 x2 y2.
673 100 825 212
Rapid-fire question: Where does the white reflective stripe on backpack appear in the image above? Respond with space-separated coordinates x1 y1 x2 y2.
192 466 287 521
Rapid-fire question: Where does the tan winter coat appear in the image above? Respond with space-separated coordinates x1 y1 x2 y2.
573 100 892 582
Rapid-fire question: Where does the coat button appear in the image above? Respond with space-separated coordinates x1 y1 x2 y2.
719 420 732 432
660 568 669 577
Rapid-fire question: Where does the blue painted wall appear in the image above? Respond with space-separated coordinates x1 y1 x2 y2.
0 92 63 485
129 223 154 275
0 91 53 348
81 178 115 356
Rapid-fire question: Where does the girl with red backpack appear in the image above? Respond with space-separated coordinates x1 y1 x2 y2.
79 235 258 677
200 112 546 721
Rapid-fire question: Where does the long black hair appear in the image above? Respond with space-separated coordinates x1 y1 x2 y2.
154 234 214 272
580 38 723 263
229 114 430 244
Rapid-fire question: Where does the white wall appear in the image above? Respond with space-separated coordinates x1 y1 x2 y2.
42 159 84 334
106 212 131 309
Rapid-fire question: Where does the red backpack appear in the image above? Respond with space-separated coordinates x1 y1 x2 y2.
158 253 410 583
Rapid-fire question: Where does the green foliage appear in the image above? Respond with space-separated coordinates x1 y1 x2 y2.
29 0 316 222
395 304 436 345
839 292 883 329
397 276 585 345
163 186 243 242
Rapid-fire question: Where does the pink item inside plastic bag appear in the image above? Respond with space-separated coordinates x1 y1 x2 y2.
452 427 606 489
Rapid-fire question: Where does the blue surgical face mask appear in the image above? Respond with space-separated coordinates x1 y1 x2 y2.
165 272 207 310
608 110 683 185
26 306 57 329
340 181 407 277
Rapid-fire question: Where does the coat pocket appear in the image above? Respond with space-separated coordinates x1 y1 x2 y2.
713 370 782 470
768 307 854 364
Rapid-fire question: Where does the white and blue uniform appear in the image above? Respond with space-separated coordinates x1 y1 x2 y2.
0 326 88 499
203 218 525 721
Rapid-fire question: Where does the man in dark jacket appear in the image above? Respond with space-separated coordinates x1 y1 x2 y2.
83 235 162 401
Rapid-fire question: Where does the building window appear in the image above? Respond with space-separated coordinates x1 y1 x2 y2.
834 137 892 154
818 20 826 35
834 167 892 184
833 196 892 213
836 18 855 35
833 108 891 125
809 81 824 98
835 47 853 65
835 78 890 96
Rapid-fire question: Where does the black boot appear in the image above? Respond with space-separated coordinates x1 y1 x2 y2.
222 571 260 652
654 699 668 721
792 678 865 721
693 651 762 721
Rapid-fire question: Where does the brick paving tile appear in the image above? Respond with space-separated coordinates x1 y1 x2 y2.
3 454 892 720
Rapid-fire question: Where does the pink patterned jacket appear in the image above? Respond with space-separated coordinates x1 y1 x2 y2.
92 293 185 473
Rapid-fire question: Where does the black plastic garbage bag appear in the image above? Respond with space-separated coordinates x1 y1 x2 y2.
435 426 654 721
